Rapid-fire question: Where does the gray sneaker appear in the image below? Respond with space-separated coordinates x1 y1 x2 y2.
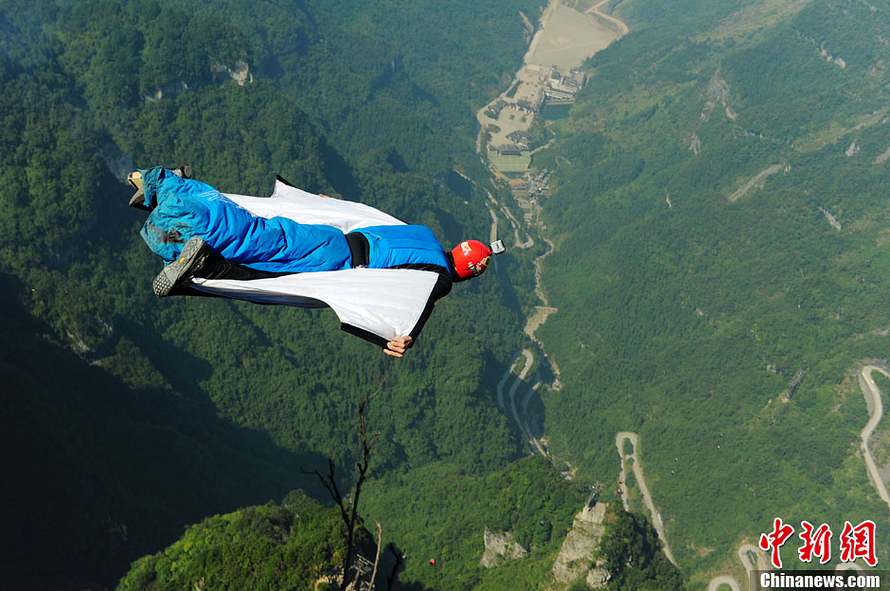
153 237 211 297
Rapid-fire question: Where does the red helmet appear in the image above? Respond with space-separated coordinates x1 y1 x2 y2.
451 240 492 280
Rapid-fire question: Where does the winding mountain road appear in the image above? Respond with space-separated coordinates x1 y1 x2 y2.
482 0 630 482
524 234 562 389
737 544 769 573
857 364 890 511
496 349 548 456
484 0 632 458
705 543 769 590
615 432 678 566
706 364 887 590
486 190 534 249
508 350 535 432
706 576 741 591
587 0 630 36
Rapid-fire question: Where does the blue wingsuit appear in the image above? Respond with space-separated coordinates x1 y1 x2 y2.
137 167 451 274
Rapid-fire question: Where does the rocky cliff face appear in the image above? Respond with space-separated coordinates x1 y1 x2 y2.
211 60 253 86
551 502 609 588
479 528 529 567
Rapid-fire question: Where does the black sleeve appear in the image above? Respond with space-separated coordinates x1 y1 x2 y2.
409 302 435 342
406 267 452 342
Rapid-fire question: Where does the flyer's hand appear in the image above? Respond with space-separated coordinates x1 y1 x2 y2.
384 336 414 358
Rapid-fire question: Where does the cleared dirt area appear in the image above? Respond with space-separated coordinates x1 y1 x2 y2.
875 146 890 165
727 163 787 202
481 67 546 149
526 2 619 70
795 110 886 153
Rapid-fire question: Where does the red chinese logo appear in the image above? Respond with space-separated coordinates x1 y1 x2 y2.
798 521 832 564
839 520 878 567
759 518 879 568
759 517 795 568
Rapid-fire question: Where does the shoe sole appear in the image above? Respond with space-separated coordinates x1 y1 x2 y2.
153 237 210 297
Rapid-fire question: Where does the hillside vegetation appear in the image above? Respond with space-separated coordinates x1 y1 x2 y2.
0 0 578 588
535 0 890 584
13 0 877 588
116 492 368 591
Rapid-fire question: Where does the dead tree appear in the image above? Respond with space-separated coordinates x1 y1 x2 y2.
369 521 383 589
310 396 379 591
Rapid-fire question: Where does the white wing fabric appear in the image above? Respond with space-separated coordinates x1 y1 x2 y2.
224 179 406 232
185 179 442 343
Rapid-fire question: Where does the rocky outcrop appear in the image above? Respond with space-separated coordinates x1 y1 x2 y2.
212 60 253 86
586 563 610 589
552 502 608 587
701 69 737 122
480 528 528 567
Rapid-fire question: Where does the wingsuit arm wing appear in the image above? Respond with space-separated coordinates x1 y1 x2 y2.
339 266 452 347
221 178 406 232
188 268 442 344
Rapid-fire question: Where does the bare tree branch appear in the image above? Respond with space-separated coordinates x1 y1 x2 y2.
301 394 381 591
369 521 383 591
340 395 379 589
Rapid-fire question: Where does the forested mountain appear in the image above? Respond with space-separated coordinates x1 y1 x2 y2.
535 0 890 586
10 0 884 589
0 0 576 588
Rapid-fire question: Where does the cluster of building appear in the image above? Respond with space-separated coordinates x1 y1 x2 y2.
496 145 524 157
508 169 552 198
487 66 585 159
506 130 532 150
485 99 507 119
543 67 585 105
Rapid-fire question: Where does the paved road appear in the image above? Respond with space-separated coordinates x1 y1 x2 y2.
487 203 499 243
705 542 770 591
706 576 741 591
486 190 534 249
858 365 890 510
587 0 630 36
509 350 535 435
496 353 518 412
496 349 547 456
615 431 678 566
737 544 768 573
